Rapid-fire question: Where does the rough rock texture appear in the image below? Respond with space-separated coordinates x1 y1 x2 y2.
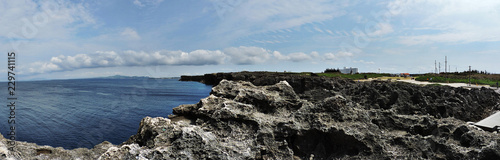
124 79 500 159
2 73 500 159
116 79 500 159
0 133 114 160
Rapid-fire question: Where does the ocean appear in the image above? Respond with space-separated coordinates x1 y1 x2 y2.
1 78 212 149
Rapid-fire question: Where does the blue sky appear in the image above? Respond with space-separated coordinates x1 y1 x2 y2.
1 0 500 80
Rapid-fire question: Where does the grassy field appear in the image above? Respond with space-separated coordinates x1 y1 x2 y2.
280 71 500 87
415 73 500 86
268 71 390 80
317 73 390 80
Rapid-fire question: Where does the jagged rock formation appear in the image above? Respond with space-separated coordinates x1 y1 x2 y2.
2 73 500 159
0 134 114 160
120 79 500 159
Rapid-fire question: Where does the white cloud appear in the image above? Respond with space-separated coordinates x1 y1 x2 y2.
0 0 94 40
368 23 393 36
326 30 334 35
27 62 62 73
289 52 313 62
399 32 476 45
272 49 354 63
26 46 293 74
323 51 354 61
133 0 144 7
336 51 354 57
324 53 336 60
121 28 141 40
209 0 348 45
224 46 271 65
272 51 289 61
121 50 227 66
272 51 315 62
353 60 375 65
0 0 95 55
133 0 164 7
390 0 500 45
310 51 319 58
23 46 358 74
25 49 226 74
314 27 324 33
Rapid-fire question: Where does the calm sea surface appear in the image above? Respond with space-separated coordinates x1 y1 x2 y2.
1 78 212 149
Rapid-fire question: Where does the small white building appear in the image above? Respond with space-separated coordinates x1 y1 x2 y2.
340 67 358 74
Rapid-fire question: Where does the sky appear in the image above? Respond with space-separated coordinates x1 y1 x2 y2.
1 0 500 80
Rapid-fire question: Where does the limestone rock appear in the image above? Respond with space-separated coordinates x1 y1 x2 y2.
2 74 500 159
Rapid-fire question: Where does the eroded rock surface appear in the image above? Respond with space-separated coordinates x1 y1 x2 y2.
2 76 500 159
0 133 114 160
112 79 500 159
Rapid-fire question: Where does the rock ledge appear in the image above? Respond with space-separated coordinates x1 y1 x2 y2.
2 76 500 159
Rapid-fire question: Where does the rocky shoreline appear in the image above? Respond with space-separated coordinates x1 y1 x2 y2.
2 72 500 159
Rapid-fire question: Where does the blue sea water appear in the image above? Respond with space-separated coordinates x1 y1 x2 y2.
0 78 212 149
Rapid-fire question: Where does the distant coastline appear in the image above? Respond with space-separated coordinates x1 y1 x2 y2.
4 75 180 82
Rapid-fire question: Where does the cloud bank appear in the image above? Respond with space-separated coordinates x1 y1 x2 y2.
27 50 226 73
25 46 355 74
224 46 271 65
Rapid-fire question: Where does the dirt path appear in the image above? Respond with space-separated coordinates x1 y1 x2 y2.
395 79 500 96
396 79 488 88
494 88 500 94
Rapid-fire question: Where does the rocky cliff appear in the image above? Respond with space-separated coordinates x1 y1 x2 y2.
2 73 500 159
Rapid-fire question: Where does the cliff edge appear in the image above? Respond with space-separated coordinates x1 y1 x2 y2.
2 73 500 159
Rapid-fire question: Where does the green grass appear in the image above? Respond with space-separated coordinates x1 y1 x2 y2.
237 71 388 80
415 74 500 86
317 73 389 80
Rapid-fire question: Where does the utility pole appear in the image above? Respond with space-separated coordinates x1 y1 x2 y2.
439 62 441 74
444 56 450 83
445 56 447 73
435 60 437 74
469 66 471 86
